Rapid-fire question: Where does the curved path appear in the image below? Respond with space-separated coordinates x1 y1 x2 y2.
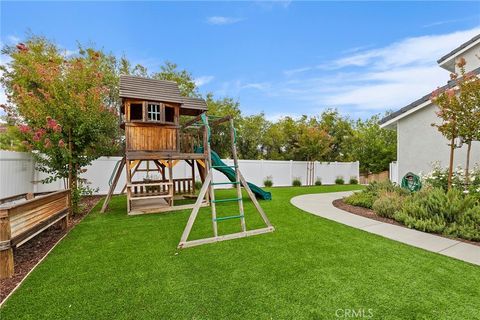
291 191 480 266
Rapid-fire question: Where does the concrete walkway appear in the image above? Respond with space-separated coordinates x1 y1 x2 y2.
290 191 480 266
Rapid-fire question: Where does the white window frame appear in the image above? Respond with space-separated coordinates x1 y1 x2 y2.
147 103 161 122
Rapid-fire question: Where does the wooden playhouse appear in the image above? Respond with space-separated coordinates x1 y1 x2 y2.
101 75 274 248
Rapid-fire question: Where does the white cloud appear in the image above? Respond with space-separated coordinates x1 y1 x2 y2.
246 27 480 117
206 16 244 25
194 75 214 87
328 28 480 70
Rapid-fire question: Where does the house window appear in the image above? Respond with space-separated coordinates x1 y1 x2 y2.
129 103 143 121
147 103 161 121
164 105 175 123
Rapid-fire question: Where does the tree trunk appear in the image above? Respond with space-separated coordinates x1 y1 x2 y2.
465 141 472 187
447 137 455 190
67 129 78 216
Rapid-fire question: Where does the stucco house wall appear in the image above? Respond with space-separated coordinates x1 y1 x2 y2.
397 103 480 179
454 45 480 74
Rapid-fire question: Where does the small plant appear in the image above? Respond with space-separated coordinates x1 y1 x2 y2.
292 177 302 187
194 181 203 191
335 176 345 185
263 176 273 187
344 192 376 209
315 178 322 186
349 177 358 185
372 191 404 218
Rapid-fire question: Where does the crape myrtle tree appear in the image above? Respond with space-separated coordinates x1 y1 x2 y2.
431 57 480 189
0 36 120 213
455 59 480 186
431 81 461 190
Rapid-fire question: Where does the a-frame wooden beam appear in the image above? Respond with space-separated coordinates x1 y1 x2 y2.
100 156 126 213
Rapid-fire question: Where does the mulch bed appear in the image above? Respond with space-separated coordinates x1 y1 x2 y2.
0 196 102 304
332 199 403 226
332 198 480 248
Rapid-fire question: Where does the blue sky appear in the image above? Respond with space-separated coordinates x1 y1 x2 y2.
1 1 479 120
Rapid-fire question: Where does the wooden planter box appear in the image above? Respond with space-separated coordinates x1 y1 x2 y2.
0 190 70 279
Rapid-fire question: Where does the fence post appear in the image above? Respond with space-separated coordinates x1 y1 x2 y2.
289 160 293 186
261 159 264 184
0 209 14 279
356 161 360 180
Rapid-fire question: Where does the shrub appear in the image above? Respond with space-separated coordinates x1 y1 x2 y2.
263 176 273 187
365 181 409 197
292 178 302 187
344 192 376 209
344 181 408 209
315 178 322 186
372 191 404 218
335 177 345 185
194 181 203 191
349 177 358 185
394 188 480 241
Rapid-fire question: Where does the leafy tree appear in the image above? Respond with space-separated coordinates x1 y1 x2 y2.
0 36 120 213
295 118 333 161
237 113 268 159
317 109 354 161
152 61 199 97
347 115 397 174
203 93 242 158
262 120 288 160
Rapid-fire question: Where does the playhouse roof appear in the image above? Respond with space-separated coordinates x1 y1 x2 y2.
182 97 208 111
119 75 185 104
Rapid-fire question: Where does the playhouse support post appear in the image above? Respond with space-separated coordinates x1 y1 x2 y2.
126 159 132 213
0 211 14 279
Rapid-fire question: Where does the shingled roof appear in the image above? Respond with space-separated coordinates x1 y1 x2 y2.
119 75 185 104
380 66 480 125
437 33 480 64
182 97 208 111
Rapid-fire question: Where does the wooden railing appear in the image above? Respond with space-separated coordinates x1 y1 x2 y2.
0 190 70 279
132 178 195 196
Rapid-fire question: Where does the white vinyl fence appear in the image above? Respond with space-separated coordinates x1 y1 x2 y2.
389 161 399 184
0 151 360 198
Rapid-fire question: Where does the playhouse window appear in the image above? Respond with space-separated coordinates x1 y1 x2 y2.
129 103 143 121
147 103 161 121
164 105 175 123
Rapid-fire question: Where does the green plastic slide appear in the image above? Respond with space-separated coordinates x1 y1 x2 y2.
195 147 272 200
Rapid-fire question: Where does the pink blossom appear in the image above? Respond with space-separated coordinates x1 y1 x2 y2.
46 117 58 129
58 139 65 148
54 124 62 133
32 134 41 142
18 124 31 133
36 128 47 137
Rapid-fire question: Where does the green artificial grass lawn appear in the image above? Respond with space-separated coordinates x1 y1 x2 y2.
1 185 480 320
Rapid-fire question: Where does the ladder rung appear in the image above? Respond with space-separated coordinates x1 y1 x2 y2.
211 165 237 169
214 215 244 222
212 197 242 203
211 181 240 186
